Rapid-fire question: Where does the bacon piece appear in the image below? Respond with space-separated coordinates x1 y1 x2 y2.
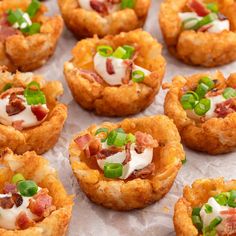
123 143 131 165
122 60 133 84
90 0 108 15
106 58 115 75
132 163 155 179
12 193 23 207
219 214 236 236
135 131 158 154
0 87 24 99
12 120 24 131
74 134 92 151
31 105 48 121
107 0 121 3
28 189 55 218
215 99 236 118
79 69 104 84
206 88 224 97
96 147 122 159
6 93 25 116
198 24 213 32
88 139 101 156
15 212 34 230
3 183 17 194
0 196 14 209
187 0 210 17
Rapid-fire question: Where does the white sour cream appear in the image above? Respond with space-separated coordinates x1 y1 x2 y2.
0 95 49 129
0 192 39 230
97 143 153 179
94 53 151 86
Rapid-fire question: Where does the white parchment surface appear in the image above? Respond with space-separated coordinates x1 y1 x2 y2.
36 1 236 235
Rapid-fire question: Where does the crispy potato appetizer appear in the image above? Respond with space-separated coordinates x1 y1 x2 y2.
69 115 185 211
0 0 63 72
159 0 236 67
163 71 236 154
174 178 236 236
64 30 166 117
0 148 73 235
0 67 67 154
58 0 150 38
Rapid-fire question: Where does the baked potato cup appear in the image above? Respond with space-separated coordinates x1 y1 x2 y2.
0 0 63 72
0 148 73 235
69 115 185 211
164 71 236 154
58 0 150 38
159 0 236 67
0 68 67 155
64 30 166 117
174 178 236 236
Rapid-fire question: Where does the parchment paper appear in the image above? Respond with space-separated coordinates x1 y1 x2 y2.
37 1 236 235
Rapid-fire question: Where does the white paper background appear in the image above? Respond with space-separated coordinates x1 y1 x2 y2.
37 1 236 235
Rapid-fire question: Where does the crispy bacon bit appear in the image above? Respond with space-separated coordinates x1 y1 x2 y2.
0 87 24 99
90 0 108 15
198 24 213 32
3 183 17 194
96 147 123 159
106 58 115 75
221 209 236 215
187 0 210 16
218 13 227 21
135 131 158 154
107 0 121 3
6 93 25 116
122 60 133 84
28 189 55 218
0 196 14 209
88 139 101 156
206 88 224 97
132 163 155 179
15 212 34 230
215 99 236 118
12 120 24 131
79 69 104 84
123 143 131 165
31 105 48 121
12 193 23 207
219 214 236 236
74 134 92 151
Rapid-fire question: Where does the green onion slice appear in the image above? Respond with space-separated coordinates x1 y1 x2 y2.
206 3 219 13
132 70 145 83
2 83 12 92
97 45 113 57
228 190 236 208
195 83 210 99
113 46 127 59
192 207 201 216
95 128 109 142
126 133 136 144
181 156 187 164
28 22 41 35
204 204 213 214
24 81 46 105
205 216 222 232
113 132 127 147
183 18 199 30
27 0 41 18
121 0 135 9
7 9 24 25
194 98 211 116
192 215 203 231
199 77 215 90
116 128 125 133
104 163 123 178
122 45 135 59
192 13 218 31
223 87 236 99
214 192 229 206
17 180 38 197
107 130 118 146
12 173 25 184
180 92 198 110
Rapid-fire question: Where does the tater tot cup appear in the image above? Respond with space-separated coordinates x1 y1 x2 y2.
58 0 150 38
0 148 73 236
64 30 166 117
0 68 67 155
0 0 63 72
69 115 185 211
159 0 236 67
174 178 236 236
163 71 236 154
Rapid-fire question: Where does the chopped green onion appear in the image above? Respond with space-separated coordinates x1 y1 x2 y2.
204 204 213 214
192 215 203 231
183 18 199 30
121 0 135 9
223 87 236 99
115 128 125 133
132 70 145 83
2 83 12 92
122 45 135 59
107 130 117 146
206 3 219 13
192 13 218 31
205 216 222 232
112 132 127 147
7 9 24 25
28 22 41 35
181 157 187 164
97 45 113 57
214 192 229 206
203 228 217 236
194 98 211 116
12 173 25 184
192 207 201 216
228 190 236 208
199 77 215 90
104 163 123 178
17 180 38 197
27 0 41 18
113 46 127 59
195 83 209 98
95 127 109 142
24 81 46 105
180 93 198 110
126 133 136 144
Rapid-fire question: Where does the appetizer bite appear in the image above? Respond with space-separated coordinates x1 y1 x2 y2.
0 148 73 234
174 178 236 236
163 71 236 154
0 0 63 71
0 67 67 154
64 30 166 117
58 0 150 38
69 115 185 210
159 0 236 67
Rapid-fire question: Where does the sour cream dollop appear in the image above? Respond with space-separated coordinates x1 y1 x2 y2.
97 143 153 179
0 95 49 129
